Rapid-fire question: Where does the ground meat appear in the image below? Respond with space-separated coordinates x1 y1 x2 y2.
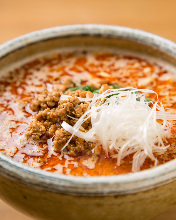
64 89 85 96
47 124 58 138
26 84 94 155
30 90 62 111
99 84 111 94
53 128 95 156
26 120 46 140
155 137 176 163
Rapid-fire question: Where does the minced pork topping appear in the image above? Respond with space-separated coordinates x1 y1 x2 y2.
26 88 95 156
1 48 176 176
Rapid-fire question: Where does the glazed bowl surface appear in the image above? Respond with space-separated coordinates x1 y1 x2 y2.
1 24 176 220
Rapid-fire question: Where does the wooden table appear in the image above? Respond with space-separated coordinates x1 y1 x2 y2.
1 0 176 219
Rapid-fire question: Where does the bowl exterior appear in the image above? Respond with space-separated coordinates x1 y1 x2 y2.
1 172 176 220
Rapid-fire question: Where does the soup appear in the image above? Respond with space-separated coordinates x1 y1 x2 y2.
1 48 176 176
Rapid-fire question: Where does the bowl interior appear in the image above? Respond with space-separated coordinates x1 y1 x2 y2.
1 25 176 196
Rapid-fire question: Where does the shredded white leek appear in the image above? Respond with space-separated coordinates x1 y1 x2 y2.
61 88 176 172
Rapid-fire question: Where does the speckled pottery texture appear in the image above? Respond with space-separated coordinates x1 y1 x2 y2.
1 25 176 220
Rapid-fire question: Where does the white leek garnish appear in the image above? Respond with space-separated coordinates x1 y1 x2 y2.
61 88 176 172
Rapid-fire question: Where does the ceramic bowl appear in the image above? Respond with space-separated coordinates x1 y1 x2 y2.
1 25 176 220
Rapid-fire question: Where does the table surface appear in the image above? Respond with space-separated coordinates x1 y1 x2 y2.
1 0 176 219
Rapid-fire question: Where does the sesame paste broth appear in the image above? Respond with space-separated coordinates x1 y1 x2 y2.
1 48 176 176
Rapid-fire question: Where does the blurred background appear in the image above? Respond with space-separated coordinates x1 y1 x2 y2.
1 0 176 219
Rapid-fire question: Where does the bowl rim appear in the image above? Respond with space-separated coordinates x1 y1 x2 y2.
1 24 176 196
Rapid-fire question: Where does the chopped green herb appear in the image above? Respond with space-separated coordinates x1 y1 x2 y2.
93 90 99 94
69 85 94 92
145 98 152 103
136 97 152 104
107 93 119 99
68 84 152 105
69 84 122 94
109 84 121 89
